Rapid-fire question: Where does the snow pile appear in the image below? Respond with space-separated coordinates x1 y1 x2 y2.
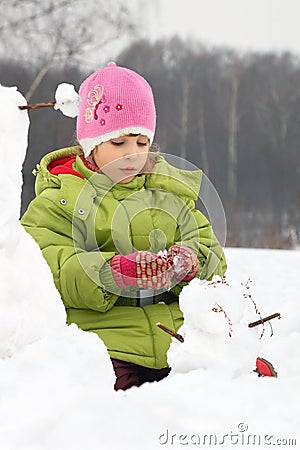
0 86 62 356
0 85 299 450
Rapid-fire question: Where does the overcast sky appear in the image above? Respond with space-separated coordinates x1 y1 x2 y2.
152 0 300 55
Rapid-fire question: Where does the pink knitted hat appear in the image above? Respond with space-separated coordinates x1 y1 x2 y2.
76 62 156 156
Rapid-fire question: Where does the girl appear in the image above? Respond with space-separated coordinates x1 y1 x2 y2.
21 62 227 390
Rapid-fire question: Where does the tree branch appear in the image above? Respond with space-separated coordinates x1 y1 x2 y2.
19 102 55 111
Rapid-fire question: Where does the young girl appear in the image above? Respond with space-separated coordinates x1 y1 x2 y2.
21 62 227 390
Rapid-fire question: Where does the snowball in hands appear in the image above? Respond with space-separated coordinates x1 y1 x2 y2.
54 83 80 118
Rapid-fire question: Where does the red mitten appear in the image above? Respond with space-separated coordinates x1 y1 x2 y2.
167 245 199 281
110 251 173 290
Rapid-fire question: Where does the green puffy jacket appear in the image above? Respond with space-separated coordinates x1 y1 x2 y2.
21 146 226 369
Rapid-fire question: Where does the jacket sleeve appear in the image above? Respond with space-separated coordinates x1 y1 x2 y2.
171 199 227 295
21 196 120 312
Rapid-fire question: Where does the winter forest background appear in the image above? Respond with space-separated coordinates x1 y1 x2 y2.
1 0 299 249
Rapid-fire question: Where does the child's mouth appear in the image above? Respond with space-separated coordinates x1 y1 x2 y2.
121 167 137 172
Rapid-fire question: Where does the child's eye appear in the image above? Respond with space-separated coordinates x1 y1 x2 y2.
138 142 148 146
111 141 124 146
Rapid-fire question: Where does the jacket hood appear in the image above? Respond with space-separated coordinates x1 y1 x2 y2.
33 146 84 196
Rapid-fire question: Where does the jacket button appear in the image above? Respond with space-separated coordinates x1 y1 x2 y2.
60 199 67 205
78 208 85 215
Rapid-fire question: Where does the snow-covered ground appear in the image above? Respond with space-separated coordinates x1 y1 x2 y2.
0 85 299 450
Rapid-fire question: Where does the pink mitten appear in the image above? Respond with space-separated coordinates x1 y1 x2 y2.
110 251 173 290
167 245 199 281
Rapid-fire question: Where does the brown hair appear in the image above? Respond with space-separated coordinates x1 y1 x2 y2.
140 142 160 174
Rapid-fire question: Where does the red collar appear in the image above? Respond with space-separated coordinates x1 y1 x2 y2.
48 156 99 179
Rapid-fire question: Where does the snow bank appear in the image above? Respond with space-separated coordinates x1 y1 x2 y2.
2 247 299 450
0 85 66 357
0 85 299 450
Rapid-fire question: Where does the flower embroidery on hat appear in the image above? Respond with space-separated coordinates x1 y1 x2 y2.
100 119 106 126
103 105 110 113
84 108 93 123
86 85 104 108
115 103 123 111
84 84 105 123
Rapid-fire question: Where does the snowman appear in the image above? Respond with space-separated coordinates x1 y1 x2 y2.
167 275 273 378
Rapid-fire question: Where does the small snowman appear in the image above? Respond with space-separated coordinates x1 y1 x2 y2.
167 276 262 378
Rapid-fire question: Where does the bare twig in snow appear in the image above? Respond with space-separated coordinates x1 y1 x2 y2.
248 313 281 328
212 304 233 337
156 322 184 343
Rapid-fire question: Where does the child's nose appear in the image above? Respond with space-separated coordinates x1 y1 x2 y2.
124 144 138 159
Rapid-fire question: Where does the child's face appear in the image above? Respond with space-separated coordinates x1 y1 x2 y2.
93 134 150 183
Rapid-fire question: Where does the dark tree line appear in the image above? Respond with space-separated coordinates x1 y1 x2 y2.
1 36 299 248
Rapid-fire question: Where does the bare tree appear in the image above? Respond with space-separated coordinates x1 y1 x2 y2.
0 0 156 99
190 53 211 175
158 37 198 161
225 58 244 205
